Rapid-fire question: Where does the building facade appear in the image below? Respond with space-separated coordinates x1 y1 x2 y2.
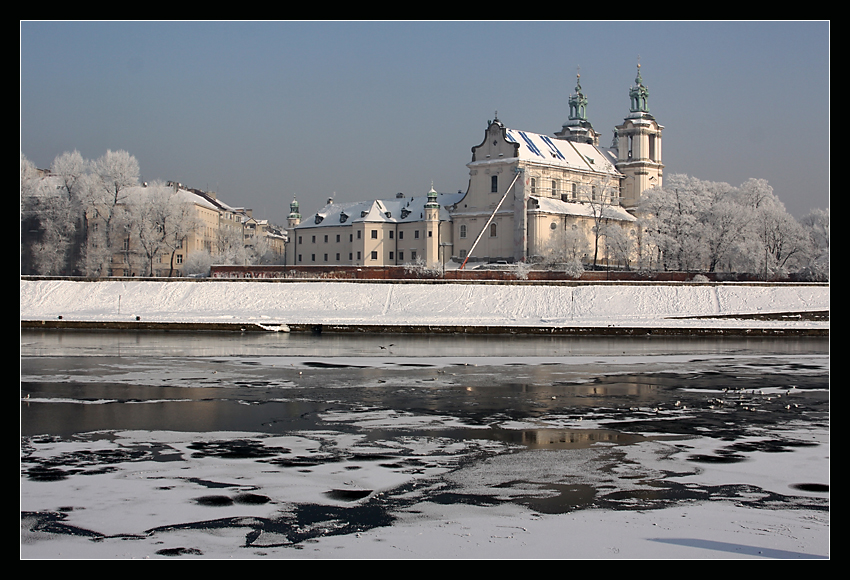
287 65 663 269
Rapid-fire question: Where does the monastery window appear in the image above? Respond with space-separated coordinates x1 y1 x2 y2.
531 178 536 194
460 224 467 238
336 253 340 261
572 183 578 200
311 254 315 262
415 231 420 239
489 223 497 237
324 235 328 243
389 231 394 239
411 251 417 260
428 230 433 237
298 254 302 262
336 234 340 243
349 253 353 260
357 251 361 260
491 175 498 193
371 230 378 239
323 254 328 262
399 231 404 240
357 230 361 239
389 252 394 260
552 180 558 197
399 251 404 261
311 235 316 243
371 251 378 260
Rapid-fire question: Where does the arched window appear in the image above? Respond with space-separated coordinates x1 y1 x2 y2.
459 224 467 238
489 223 497 237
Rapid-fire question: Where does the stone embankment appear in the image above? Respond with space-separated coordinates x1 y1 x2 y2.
20 277 829 337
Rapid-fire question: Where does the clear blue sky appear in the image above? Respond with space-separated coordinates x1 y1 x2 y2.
20 20 829 224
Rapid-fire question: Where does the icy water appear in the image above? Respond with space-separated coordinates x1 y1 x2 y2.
20 330 829 558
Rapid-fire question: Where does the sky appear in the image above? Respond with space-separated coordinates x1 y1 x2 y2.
20 21 829 224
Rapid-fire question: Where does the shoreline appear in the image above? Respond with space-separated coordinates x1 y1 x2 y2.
21 317 829 336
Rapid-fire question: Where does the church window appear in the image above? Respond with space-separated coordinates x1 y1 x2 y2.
491 175 498 193
489 223 497 237
460 224 467 238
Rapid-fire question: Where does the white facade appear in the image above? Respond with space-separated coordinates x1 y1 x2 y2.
286 66 663 269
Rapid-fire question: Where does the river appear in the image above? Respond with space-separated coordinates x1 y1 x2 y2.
20 330 830 558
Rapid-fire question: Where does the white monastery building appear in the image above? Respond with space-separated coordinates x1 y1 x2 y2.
285 64 663 269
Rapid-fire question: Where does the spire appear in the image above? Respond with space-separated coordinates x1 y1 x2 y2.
288 196 301 218
629 59 650 114
554 66 599 145
568 68 588 121
425 182 439 208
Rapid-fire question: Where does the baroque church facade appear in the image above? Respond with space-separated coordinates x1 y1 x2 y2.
285 64 663 269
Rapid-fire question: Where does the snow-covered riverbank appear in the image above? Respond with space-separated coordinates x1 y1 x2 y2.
20 278 829 333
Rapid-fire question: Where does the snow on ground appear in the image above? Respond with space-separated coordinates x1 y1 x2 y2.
20 278 829 330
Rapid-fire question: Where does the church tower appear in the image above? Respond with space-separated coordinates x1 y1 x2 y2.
615 63 664 209
424 183 441 267
554 70 601 145
287 197 301 228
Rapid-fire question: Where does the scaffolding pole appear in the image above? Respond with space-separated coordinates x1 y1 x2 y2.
459 169 522 270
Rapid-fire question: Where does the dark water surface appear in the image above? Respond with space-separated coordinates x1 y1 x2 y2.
20 330 829 557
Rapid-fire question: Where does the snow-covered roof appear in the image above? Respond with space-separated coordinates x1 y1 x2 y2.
502 127 621 177
296 191 466 230
529 195 636 222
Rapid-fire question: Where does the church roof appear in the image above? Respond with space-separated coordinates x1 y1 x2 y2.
502 127 621 177
529 195 636 222
296 191 465 229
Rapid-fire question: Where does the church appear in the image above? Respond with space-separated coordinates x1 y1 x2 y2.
284 64 663 269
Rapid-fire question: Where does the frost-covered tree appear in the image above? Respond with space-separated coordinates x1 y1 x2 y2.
182 249 213 277
82 150 140 275
21 153 83 275
798 207 829 281
126 181 200 276
735 179 811 279
538 222 588 278
583 175 623 268
637 176 705 271
600 222 635 270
